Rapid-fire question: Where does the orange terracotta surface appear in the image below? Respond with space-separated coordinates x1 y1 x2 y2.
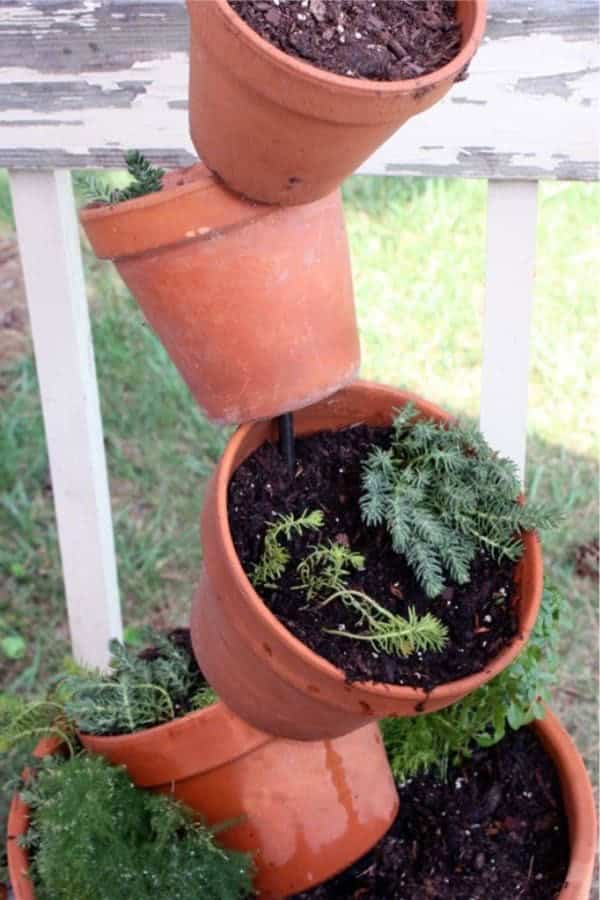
187 0 487 205
533 709 597 900
192 380 544 741
80 703 398 898
80 164 359 424
8 714 596 898
7 738 62 900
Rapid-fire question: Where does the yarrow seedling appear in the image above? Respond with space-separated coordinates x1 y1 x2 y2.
82 150 165 206
360 403 556 598
252 517 448 659
380 580 567 781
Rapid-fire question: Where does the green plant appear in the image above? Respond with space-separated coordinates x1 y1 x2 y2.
0 631 217 750
381 579 567 782
250 509 324 588
321 590 448 657
361 404 556 598
82 150 165 206
59 628 209 735
0 694 74 755
19 753 253 900
296 540 365 602
296 541 448 657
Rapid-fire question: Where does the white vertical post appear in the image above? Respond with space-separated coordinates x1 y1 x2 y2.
480 180 539 483
9 170 122 669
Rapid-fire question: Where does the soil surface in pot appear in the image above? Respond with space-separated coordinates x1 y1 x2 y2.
228 426 519 689
228 0 463 82
292 727 569 900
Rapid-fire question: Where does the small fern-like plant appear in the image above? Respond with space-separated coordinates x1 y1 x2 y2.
82 150 165 206
0 695 75 756
20 753 253 900
296 540 365 602
0 630 216 748
381 579 567 781
320 588 448 657
361 403 556 598
251 509 324 588
296 541 448 658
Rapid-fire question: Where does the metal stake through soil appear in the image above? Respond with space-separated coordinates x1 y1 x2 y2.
278 412 295 473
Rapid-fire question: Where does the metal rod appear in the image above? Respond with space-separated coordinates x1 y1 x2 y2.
278 412 295 473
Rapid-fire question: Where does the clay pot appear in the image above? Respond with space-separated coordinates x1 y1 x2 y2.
80 163 359 424
187 0 487 205
8 713 595 899
78 703 398 897
6 737 61 900
532 709 597 900
191 380 544 741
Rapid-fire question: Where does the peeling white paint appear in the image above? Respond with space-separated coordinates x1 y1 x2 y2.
0 18 596 177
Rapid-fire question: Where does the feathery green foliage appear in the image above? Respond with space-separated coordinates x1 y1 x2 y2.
295 540 448 658
20 754 253 900
250 509 324 588
381 579 567 782
59 629 208 735
0 630 216 749
321 589 448 657
0 694 74 755
296 541 365 603
361 403 556 598
82 150 165 206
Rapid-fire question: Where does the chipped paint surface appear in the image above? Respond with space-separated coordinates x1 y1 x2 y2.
0 0 597 178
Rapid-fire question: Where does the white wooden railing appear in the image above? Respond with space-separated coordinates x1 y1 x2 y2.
1 0 598 669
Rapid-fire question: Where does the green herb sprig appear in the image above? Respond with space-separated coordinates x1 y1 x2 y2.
20 753 253 900
361 404 556 598
381 580 567 782
82 150 165 206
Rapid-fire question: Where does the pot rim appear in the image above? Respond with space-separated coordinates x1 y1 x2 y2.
533 708 597 899
194 0 488 97
211 380 543 704
79 162 268 228
78 699 273 786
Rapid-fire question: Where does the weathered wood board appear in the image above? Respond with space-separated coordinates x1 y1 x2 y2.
0 0 598 176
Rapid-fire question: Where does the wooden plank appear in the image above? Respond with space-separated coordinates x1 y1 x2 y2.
479 180 538 482
9 169 122 669
0 0 597 179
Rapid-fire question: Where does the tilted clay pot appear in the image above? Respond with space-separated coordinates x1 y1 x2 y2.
8 712 596 899
191 380 543 741
80 163 359 424
187 0 487 205
78 703 398 897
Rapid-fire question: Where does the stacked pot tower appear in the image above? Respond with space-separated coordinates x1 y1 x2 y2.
74 2 596 898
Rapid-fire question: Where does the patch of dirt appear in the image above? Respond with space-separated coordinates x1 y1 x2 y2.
228 426 518 690
574 538 599 580
293 727 569 900
229 0 463 81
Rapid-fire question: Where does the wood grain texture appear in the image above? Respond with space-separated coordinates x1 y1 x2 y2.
0 0 598 178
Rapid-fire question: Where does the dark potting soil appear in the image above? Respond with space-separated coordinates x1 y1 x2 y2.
292 727 570 900
228 1 463 82
228 426 519 690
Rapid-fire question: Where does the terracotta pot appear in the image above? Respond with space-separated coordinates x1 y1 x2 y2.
6 738 61 900
191 380 544 741
532 709 597 900
80 164 359 424
8 713 596 899
187 0 487 205
78 703 398 897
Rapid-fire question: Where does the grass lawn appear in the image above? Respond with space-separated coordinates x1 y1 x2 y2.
0 173 598 847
